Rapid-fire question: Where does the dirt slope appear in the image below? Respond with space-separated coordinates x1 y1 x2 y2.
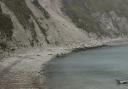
0 0 92 88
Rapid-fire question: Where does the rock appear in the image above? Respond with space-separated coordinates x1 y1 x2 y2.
116 79 128 85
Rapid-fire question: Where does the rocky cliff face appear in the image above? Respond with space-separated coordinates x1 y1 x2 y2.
0 0 49 50
0 0 90 52
0 0 128 52
62 0 128 38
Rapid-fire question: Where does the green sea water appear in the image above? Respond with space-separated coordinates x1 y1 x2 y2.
44 45 128 89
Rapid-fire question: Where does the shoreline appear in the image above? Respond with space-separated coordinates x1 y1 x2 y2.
0 38 128 88
41 38 128 88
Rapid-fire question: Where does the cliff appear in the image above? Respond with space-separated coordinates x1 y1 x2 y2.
0 0 90 53
0 0 128 88
0 0 127 53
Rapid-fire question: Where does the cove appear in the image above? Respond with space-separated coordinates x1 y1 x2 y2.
43 45 128 89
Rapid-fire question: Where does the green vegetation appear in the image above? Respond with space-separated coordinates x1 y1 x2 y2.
37 23 50 44
32 0 50 19
62 0 128 37
0 6 13 50
0 42 7 51
62 0 106 36
0 6 13 39
1 0 50 44
1 0 42 46
1 0 32 29
32 0 50 44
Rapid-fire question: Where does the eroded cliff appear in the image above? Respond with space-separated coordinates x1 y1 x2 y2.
0 0 128 53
